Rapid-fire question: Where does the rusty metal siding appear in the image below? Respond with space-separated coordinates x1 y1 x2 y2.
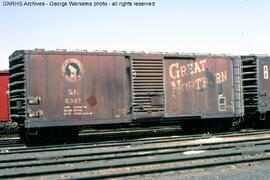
80 55 130 121
257 56 270 113
27 54 47 121
164 56 237 118
46 54 72 121
10 51 131 128
0 71 9 122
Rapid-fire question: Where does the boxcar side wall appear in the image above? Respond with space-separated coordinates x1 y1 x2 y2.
164 56 239 119
25 53 131 128
9 51 245 128
0 72 9 122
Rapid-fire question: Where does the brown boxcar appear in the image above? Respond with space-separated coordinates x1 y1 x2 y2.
241 55 270 121
0 70 9 122
9 50 244 143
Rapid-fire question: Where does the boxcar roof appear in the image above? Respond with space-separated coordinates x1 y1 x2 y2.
9 49 246 59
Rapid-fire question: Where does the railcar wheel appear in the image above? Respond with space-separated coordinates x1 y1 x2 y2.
254 112 270 129
64 127 79 143
40 127 66 143
181 122 194 133
220 119 233 132
204 119 232 132
19 127 40 146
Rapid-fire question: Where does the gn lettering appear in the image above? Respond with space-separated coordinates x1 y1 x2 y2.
264 65 269 79
65 89 81 104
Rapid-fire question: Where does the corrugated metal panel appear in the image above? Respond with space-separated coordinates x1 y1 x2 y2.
131 56 164 119
8 52 26 124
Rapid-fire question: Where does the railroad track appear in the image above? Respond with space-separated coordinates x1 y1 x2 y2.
0 136 21 148
0 125 182 148
0 128 270 179
0 124 266 148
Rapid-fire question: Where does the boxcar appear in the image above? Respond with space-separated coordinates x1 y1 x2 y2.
241 55 270 123
9 50 244 143
0 70 9 123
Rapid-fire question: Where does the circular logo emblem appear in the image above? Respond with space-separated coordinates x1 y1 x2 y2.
61 58 84 83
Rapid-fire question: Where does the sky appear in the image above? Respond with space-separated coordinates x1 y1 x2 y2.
1 0 270 69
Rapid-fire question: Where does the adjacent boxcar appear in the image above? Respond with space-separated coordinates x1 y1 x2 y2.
9 50 244 143
241 55 270 122
0 70 9 123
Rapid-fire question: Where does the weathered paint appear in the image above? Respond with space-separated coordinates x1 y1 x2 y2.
164 56 236 118
0 71 9 122
9 50 244 128
10 51 131 128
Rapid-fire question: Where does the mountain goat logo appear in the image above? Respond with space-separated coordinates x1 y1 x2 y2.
61 58 84 83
